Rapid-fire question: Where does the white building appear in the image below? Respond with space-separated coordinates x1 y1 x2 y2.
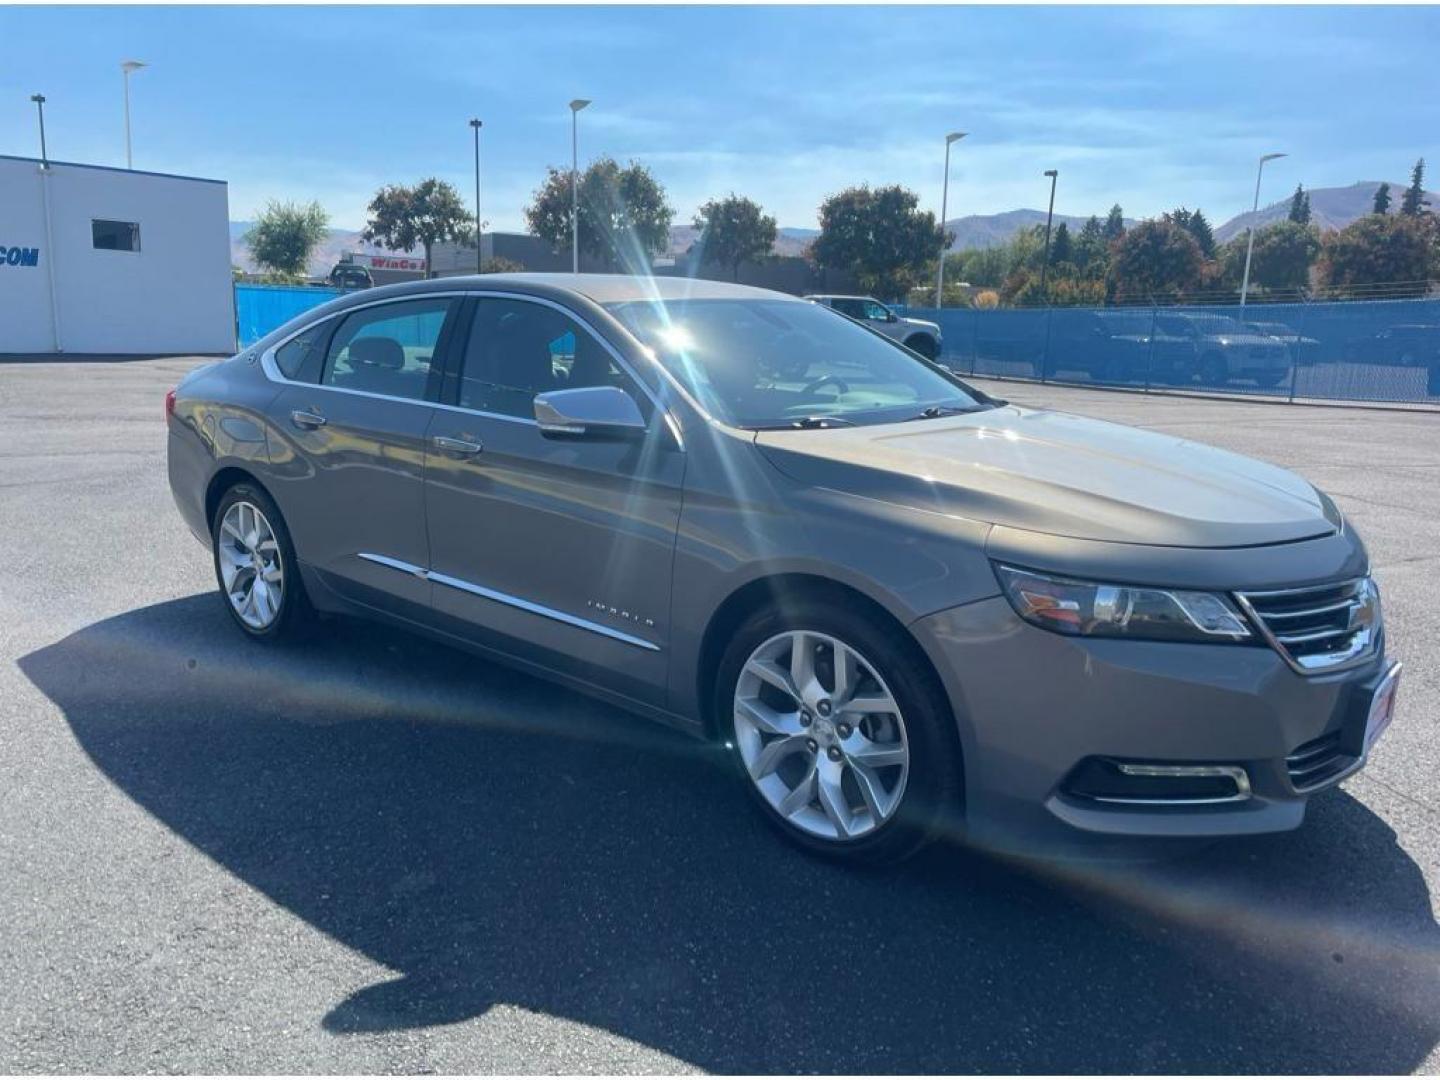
1 154 234 355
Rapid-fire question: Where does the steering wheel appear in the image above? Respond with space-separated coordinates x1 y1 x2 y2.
802 374 849 395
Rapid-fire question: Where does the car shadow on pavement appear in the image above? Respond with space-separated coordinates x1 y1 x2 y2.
20 595 1440 1073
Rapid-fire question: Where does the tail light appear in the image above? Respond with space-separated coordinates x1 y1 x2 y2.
165 388 176 420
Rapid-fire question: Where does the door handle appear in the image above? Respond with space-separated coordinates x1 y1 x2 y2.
433 434 484 456
290 409 327 429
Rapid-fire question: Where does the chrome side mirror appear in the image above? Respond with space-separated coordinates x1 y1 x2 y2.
533 385 647 437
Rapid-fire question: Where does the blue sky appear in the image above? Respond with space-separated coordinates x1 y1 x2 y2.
3 5 1438 232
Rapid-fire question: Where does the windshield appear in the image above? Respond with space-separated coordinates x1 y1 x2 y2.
605 298 985 428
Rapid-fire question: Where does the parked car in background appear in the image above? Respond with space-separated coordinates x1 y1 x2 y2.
327 263 374 290
168 274 1396 864
1154 313 1292 388
805 294 943 360
1046 310 1190 385
1243 319 1321 368
1344 324 1440 368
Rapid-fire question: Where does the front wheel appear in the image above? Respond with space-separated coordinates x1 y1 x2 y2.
716 598 963 863
211 483 314 642
905 335 939 361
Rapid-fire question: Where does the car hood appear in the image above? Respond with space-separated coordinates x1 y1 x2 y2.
901 316 941 334
754 405 1337 548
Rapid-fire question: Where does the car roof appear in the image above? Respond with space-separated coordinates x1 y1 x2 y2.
450 273 798 304
805 294 874 301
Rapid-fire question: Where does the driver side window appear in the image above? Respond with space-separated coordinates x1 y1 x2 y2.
458 297 646 420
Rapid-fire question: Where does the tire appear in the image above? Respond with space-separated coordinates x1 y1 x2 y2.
1199 353 1228 387
715 596 963 864
211 482 315 643
905 335 939 361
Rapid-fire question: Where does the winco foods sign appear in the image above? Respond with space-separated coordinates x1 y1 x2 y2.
0 245 40 268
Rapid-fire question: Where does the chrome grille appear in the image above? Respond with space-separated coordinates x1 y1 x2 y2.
1286 730 1356 791
1235 577 1380 674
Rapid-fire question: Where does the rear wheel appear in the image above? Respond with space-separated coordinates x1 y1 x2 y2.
716 597 962 863
211 483 314 642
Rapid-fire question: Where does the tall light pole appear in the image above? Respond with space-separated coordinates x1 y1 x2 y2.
1039 169 1059 304
569 98 591 274
934 131 966 309
1239 151 1287 310
121 60 147 169
469 118 483 274
30 94 48 167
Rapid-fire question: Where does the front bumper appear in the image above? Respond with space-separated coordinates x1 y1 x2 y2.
913 596 1391 856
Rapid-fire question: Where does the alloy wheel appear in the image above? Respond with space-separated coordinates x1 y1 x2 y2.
217 501 285 630
733 630 910 841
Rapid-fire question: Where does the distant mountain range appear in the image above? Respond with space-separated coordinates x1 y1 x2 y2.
229 181 1434 275
1211 181 1432 243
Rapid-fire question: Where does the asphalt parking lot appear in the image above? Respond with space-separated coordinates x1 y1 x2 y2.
1 357 1437 1073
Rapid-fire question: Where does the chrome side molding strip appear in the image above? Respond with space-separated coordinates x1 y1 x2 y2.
356 552 661 652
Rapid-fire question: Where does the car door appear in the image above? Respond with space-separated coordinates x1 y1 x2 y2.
422 293 686 708
265 293 461 614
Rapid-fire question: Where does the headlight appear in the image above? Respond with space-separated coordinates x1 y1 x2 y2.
994 565 1252 643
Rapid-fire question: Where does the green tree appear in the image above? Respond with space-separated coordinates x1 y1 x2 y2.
1102 204 1126 243
244 199 329 280
1373 182 1392 215
1288 184 1312 225
1050 221 1072 266
362 178 473 278
1400 158 1429 217
1073 215 1107 272
811 184 947 300
1317 214 1435 297
1220 221 1320 292
692 194 778 280
1165 206 1216 258
1109 218 1204 301
525 157 674 271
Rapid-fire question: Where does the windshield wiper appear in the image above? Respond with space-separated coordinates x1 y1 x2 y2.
789 415 858 429
909 403 989 420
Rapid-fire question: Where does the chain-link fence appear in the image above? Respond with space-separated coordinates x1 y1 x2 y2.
903 298 1440 405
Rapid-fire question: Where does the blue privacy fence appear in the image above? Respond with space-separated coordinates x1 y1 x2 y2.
234 283 1440 406
901 298 1440 405
235 283 343 348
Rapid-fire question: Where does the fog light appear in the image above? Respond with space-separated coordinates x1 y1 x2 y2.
1064 759 1251 805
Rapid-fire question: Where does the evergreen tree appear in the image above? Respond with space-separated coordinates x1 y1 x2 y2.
1288 184 1311 225
1165 206 1216 258
1102 204 1126 242
1050 221 1072 266
1400 159 1429 216
1075 215 1106 271
1373 182 1392 215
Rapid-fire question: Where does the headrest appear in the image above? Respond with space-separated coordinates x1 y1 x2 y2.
349 336 405 370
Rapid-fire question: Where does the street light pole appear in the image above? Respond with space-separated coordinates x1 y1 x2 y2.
469 118 483 274
1239 151 1287 310
121 60 146 169
1039 169 1059 304
569 99 591 274
30 94 48 167
934 131 966 309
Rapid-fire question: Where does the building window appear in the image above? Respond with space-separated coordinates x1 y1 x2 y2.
92 220 140 252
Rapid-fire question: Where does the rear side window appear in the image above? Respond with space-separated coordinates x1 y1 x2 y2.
321 298 453 401
273 319 334 381
457 297 644 419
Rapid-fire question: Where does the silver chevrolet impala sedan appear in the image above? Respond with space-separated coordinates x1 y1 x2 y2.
167 274 1400 863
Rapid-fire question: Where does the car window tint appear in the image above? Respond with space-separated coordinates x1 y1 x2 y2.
830 298 864 318
273 318 333 381
459 298 643 419
321 299 451 401
863 301 890 321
